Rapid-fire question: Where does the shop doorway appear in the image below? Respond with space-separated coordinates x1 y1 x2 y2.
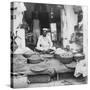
24 3 62 49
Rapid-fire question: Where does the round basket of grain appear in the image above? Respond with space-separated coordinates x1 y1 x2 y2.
58 52 73 64
23 51 35 58
27 54 43 64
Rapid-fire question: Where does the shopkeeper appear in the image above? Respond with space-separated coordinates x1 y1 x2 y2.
36 28 55 52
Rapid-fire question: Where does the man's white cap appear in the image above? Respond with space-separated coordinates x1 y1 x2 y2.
43 28 48 31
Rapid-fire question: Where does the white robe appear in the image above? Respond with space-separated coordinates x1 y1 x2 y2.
36 35 54 51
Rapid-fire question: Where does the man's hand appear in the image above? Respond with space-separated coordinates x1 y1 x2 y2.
42 50 46 54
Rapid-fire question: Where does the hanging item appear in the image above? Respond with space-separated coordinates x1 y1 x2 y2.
33 19 40 45
50 23 57 41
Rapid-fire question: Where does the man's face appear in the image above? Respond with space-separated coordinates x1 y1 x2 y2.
43 31 47 37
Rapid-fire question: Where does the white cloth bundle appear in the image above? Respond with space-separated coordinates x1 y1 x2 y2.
74 60 88 77
55 48 66 55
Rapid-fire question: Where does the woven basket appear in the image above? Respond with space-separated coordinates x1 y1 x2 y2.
54 54 73 64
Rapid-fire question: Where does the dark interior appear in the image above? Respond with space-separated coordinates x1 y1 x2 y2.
23 3 62 49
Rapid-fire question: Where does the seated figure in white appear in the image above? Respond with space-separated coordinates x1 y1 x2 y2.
36 28 55 52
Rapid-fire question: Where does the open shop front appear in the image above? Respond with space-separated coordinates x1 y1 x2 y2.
11 2 87 88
